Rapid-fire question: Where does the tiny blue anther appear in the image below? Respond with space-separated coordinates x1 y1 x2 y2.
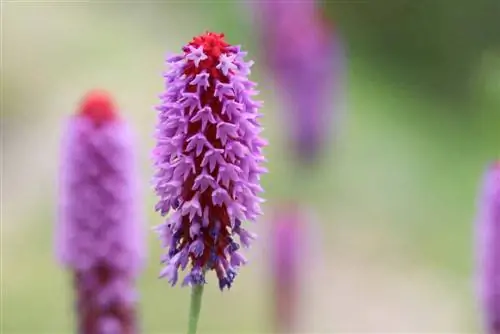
209 227 219 240
218 277 228 290
191 271 206 285
172 199 180 210
168 248 179 258
227 268 237 281
229 241 239 253
233 219 242 232
173 230 183 239
208 250 218 267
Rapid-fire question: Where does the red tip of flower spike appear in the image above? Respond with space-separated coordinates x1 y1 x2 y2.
183 32 231 80
187 32 229 58
78 90 117 123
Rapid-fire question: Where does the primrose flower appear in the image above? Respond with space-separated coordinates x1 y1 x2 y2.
56 90 144 334
269 203 312 333
153 32 266 290
476 162 500 334
252 0 344 162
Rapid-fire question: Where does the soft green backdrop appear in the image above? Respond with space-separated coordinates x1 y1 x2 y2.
3 2 500 333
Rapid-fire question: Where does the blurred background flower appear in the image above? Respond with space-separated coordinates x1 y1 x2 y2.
56 91 145 334
475 162 500 334
267 202 315 333
250 0 344 164
3 1 500 333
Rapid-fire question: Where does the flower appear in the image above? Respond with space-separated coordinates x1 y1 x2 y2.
56 90 144 334
269 203 309 333
476 161 500 334
252 0 344 163
271 206 303 282
153 32 266 290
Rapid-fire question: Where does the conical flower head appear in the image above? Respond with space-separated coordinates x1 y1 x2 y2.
153 32 266 290
57 90 144 334
476 161 500 334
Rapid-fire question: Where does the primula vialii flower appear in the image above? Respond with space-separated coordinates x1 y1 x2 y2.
476 162 500 334
253 0 343 162
269 204 311 333
57 90 144 334
153 32 266 290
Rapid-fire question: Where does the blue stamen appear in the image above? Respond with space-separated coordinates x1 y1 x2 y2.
229 241 239 253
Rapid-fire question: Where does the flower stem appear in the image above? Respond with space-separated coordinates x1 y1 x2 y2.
187 284 204 334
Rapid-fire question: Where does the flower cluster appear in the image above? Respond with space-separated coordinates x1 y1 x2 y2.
57 90 144 334
153 32 266 290
269 204 311 331
253 0 343 162
476 162 500 334
271 206 304 283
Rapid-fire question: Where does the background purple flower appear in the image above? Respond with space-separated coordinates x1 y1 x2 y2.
269 203 310 333
56 90 144 334
476 161 500 334
252 0 344 163
153 32 266 290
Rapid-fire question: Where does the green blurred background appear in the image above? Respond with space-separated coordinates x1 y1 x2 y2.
3 1 500 332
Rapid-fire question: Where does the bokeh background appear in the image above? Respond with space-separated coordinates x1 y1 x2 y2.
3 1 500 332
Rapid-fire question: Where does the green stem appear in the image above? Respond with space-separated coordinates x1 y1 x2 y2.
187 284 204 334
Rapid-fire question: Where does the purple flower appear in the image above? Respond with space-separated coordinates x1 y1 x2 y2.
476 162 500 334
56 90 144 334
252 0 344 163
269 204 309 333
271 208 302 280
153 32 266 290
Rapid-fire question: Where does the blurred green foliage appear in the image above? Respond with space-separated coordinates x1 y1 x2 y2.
323 0 500 103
